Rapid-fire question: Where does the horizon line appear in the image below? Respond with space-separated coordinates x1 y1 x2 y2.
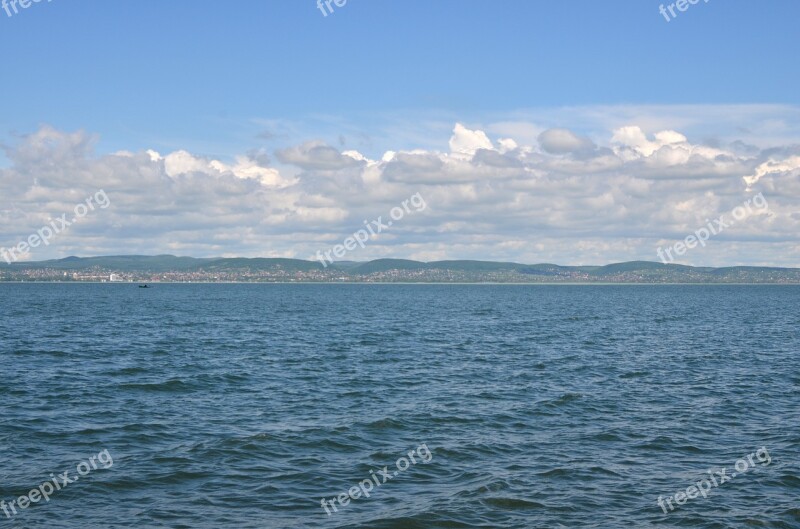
2 255 799 270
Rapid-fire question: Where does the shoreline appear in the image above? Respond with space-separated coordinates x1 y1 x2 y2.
1 281 798 286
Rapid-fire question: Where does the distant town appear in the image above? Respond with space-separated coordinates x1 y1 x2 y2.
1 256 799 283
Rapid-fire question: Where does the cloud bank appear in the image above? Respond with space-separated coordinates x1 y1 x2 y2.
2 108 799 266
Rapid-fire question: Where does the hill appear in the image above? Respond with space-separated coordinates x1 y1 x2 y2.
2 256 799 283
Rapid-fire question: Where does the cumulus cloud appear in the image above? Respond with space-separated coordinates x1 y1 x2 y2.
449 123 494 160
275 140 363 170
612 126 687 158
743 155 800 188
538 128 596 154
143 148 291 187
1 114 799 267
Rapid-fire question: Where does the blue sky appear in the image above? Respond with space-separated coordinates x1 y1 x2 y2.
2 0 798 154
1 0 799 266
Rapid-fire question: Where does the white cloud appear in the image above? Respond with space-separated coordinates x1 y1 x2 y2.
448 123 494 160
743 155 800 188
2 112 799 266
612 126 687 158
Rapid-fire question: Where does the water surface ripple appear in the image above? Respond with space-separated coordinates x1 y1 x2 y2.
0 284 798 528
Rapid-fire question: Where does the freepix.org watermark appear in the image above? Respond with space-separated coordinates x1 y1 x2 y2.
320 444 433 516
1 449 113 520
1 190 111 264
315 192 427 268
316 0 347 17
657 192 769 264
2 0 53 19
659 0 710 22
657 447 771 514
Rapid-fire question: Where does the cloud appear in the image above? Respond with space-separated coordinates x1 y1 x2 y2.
612 126 687 158
449 123 494 160
538 128 595 154
3 125 96 167
145 148 291 187
743 155 800 188
275 140 363 170
1 111 800 267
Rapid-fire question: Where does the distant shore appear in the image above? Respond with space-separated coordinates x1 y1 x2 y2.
3 256 799 284
2 281 799 286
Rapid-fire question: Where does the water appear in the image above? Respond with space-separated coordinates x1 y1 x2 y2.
0 284 798 528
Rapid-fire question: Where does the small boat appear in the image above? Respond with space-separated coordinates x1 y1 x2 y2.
138 285 150 288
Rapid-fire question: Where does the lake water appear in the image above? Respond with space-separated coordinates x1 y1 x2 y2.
1 284 798 528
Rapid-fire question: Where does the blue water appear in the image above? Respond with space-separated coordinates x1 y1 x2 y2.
0 284 798 528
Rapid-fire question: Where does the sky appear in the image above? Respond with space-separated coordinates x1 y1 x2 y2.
1 0 799 266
